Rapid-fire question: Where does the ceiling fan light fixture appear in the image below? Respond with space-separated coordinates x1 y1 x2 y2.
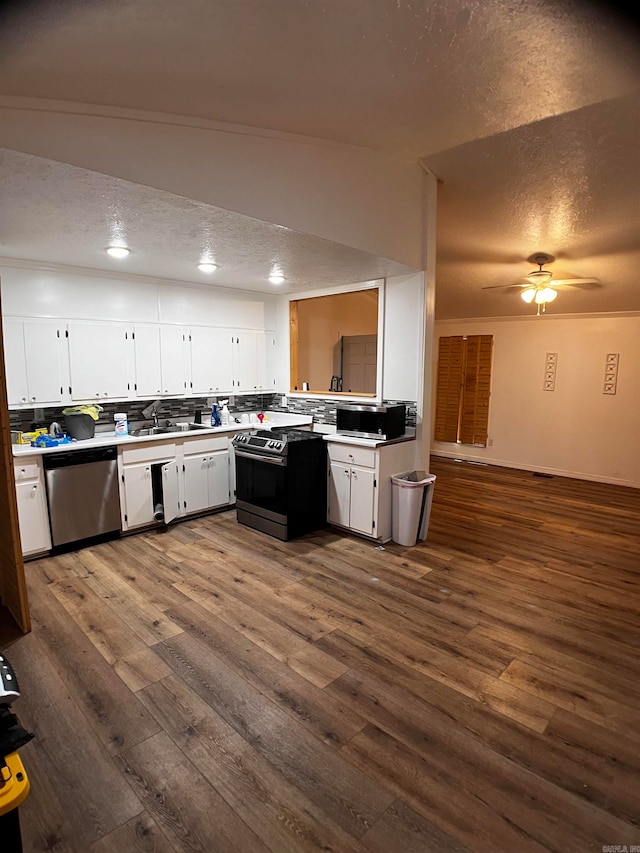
540 287 558 302
198 262 217 273
521 287 536 303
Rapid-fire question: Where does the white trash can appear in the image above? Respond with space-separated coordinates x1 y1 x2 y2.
391 471 437 546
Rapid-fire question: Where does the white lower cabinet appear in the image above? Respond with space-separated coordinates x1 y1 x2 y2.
14 459 51 557
328 446 378 538
119 442 180 531
330 463 377 536
326 439 416 542
118 435 232 531
183 449 230 515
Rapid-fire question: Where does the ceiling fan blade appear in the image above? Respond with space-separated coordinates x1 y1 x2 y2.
551 278 602 290
481 282 528 290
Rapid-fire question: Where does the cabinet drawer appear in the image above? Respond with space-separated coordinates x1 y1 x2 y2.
327 443 377 469
182 436 229 456
14 460 43 481
121 441 177 465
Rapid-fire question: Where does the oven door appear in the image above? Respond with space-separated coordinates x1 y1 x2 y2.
234 448 289 523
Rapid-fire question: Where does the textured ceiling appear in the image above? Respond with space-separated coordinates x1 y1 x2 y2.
0 149 414 293
0 0 638 317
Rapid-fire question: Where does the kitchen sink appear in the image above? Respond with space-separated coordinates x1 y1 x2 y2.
130 423 211 437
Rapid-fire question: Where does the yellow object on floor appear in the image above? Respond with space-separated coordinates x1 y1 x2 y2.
0 753 29 816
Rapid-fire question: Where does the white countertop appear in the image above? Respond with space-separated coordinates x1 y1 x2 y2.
323 428 416 448
13 411 313 458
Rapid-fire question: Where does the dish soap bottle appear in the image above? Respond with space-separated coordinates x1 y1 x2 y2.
220 400 230 426
211 404 221 427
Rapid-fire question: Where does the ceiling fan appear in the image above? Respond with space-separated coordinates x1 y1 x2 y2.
482 253 601 315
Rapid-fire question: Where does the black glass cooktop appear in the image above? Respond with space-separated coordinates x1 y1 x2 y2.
254 427 320 443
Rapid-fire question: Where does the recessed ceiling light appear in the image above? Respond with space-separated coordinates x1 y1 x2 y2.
107 245 130 259
198 262 218 273
269 274 285 285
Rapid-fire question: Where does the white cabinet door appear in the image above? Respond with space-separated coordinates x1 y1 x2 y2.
184 450 230 513
134 325 186 398
348 466 376 537
4 319 65 406
190 328 235 394
235 332 259 391
68 322 130 401
122 462 155 529
15 479 51 556
183 453 210 514
190 327 217 395
259 332 277 391
3 319 28 406
207 450 230 508
211 330 235 393
159 326 187 396
133 325 163 398
23 321 65 405
328 462 352 527
161 461 181 523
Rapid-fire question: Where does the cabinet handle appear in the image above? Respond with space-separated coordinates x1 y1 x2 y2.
348 454 354 461
31 396 36 402
352 471 358 480
21 397 27 403
32 485 37 492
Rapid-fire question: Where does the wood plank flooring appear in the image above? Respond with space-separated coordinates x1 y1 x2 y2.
5 457 640 852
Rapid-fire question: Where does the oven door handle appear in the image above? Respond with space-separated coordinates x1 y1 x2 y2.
234 448 287 466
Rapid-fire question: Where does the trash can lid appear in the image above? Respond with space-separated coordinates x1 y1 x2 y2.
391 471 437 486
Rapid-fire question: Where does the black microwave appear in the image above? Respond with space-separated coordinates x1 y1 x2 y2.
335 403 406 440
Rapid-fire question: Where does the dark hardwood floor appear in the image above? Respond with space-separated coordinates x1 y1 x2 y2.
5 456 640 852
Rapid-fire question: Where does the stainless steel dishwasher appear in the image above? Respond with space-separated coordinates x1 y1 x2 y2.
43 446 121 548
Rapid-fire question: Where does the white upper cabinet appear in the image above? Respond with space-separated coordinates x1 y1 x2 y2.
260 332 277 392
159 326 187 396
68 322 131 401
233 331 276 392
4 319 27 405
234 332 258 391
133 325 162 397
133 325 186 398
190 327 234 395
4 318 66 406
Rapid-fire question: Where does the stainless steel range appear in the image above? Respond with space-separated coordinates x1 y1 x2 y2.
232 427 327 540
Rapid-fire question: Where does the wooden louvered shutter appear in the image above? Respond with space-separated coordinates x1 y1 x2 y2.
434 336 464 443
459 335 493 446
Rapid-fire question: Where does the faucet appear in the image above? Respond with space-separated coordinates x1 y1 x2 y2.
152 406 159 427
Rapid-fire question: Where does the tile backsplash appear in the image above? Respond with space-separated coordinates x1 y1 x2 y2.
10 394 417 431
268 397 417 428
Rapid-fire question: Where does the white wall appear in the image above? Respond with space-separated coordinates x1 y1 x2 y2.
382 273 424 403
0 98 424 268
0 265 277 330
432 314 640 487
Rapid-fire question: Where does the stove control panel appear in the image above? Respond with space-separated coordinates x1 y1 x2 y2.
232 432 286 454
